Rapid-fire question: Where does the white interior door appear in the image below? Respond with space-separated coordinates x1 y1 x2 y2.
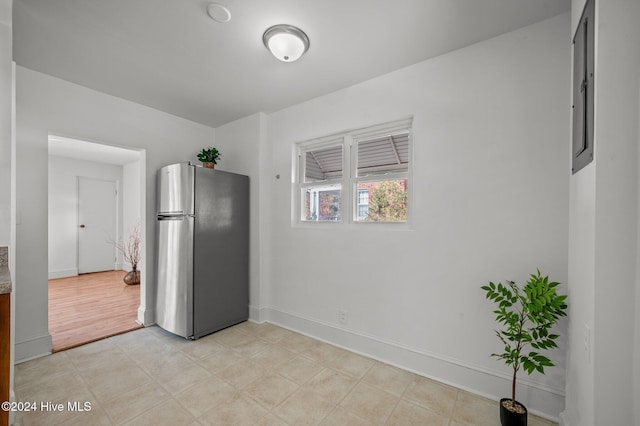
78 177 117 274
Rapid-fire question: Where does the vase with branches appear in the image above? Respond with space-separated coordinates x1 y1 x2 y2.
116 223 141 285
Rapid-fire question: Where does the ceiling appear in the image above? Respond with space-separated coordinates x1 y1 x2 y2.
13 0 570 129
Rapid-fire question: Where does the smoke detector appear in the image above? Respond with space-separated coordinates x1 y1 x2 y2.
207 3 231 23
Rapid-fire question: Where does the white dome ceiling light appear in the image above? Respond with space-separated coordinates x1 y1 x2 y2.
207 3 231 23
262 24 310 62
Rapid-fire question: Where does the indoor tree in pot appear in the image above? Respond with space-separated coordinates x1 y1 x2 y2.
197 146 221 168
481 270 567 426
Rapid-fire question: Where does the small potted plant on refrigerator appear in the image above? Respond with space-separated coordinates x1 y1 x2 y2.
481 270 567 426
197 146 221 169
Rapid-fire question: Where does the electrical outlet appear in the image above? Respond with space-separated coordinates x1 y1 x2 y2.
338 309 348 325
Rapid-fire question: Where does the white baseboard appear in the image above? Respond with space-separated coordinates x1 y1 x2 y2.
47 268 77 279
558 411 568 426
138 305 154 326
249 305 267 323
265 306 563 422
14 333 52 363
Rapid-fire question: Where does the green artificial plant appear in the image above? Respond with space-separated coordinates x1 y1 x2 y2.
197 146 221 164
481 270 567 413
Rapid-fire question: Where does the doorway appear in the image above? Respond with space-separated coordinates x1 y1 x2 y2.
78 177 117 274
48 135 144 351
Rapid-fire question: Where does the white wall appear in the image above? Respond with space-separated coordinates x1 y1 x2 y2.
260 14 570 419
564 4 594 425
48 156 123 278
564 161 595 426
0 0 11 246
637 90 640 426
122 160 142 271
564 1 640 425
590 0 639 425
214 113 268 321
14 66 216 361
0 1 13 423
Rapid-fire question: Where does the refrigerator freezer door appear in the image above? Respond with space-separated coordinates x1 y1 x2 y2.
192 168 249 338
155 214 194 338
157 162 195 215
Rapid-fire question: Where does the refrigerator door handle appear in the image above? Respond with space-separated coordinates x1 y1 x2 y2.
157 213 195 220
157 216 182 221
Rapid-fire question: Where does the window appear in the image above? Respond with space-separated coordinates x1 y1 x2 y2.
353 130 409 222
304 185 341 221
301 142 343 222
296 118 412 224
356 189 369 220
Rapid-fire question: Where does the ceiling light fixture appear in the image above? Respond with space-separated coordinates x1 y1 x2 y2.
262 24 310 62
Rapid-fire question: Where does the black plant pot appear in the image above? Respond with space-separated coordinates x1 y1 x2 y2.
500 398 527 426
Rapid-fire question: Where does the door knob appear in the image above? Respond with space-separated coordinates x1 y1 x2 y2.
79 224 85 228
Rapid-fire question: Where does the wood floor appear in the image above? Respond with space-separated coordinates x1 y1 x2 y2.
48 270 142 352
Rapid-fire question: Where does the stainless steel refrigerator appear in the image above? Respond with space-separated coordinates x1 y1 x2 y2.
155 162 249 339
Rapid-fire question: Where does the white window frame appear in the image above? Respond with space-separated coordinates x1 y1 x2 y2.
294 117 413 228
297 137 344 223
356 189 369 221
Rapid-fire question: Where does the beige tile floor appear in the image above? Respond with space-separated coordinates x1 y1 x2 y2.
13 322 558 425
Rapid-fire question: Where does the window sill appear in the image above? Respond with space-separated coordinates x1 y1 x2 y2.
292 221 413 231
